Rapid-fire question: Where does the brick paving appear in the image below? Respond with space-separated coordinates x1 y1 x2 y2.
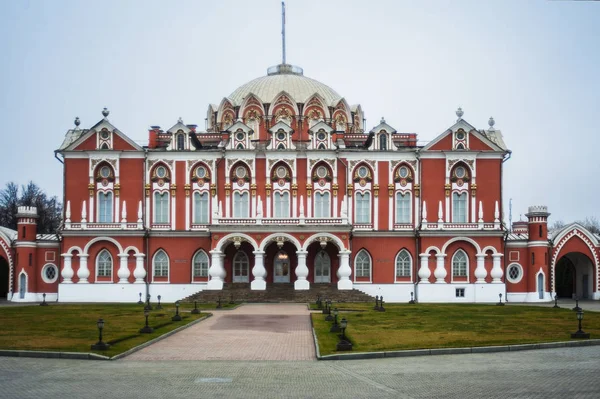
123 303 316 361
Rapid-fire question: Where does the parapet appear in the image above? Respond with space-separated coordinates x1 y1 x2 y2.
16 206 39 218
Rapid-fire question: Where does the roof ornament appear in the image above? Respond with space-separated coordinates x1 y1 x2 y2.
281 1 286 65
380 117 385 124
74 117 80 128
178 117 183 124
102 107 110 118
488 116 495 131
455 107 464 121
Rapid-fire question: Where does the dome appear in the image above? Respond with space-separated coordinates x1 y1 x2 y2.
228 64 342 106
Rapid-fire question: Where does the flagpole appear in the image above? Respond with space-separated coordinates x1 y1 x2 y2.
282 1 286 65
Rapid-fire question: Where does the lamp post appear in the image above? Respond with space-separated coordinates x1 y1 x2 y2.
374 295 380 311
409 292 415 305
40 293 48 306
156 295 163 310
172 301 182 321
91 318 110 350
144 294 153 311
553 293 559 309
139 309 154 333
191 300 200 314
336 317 353 351
330 308 340 332
325 301 334 321
216 296 222 309
378 296 385 312
497 293 505 306
229 293 235 304
137 292 143 305
571 310 590 339
572 296 582 312
316 295 322 309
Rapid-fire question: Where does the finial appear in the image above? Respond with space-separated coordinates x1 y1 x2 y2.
281 1 286 65
380 117 385 124
488 116 495 130
456 107 464 120
178 117 183 124
74 117 80 127
102 108 109 118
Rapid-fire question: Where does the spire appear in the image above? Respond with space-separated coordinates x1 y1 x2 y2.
281 1 286 65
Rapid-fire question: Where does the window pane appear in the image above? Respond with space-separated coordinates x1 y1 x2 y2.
356 193 371 223
154 251 169 277
154 192 169 223
452 250 467 277
395 192 410 223
193 251 209 277
396 250 411 277
194 192 209 224
97 250 112 277
98 192 113 223
355 251 371 278
452 192 467 223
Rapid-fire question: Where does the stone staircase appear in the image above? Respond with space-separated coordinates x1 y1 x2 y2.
182 283 374 304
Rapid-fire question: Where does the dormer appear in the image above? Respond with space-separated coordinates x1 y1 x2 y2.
268 121 295 150
308 121 334 150
369 117 397 151
167 118 191 151
227 119 254 150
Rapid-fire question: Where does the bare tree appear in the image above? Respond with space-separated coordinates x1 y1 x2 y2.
549 220 566 232
578 216 600 235
0 181 62 234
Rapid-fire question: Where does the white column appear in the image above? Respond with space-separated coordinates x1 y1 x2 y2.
137 201 143 229
145 195 150 227
374 192 379 230
133 253 146 283
474 254 487 283
117 254 130 283
170 190 176 230
61 254 74 283
115 196 120 224
294 250 309 290
77 255 90 283
421 201 428 228
185 194 190 230
491 254 504 283
292 191 297 218
65 201 71 229
251 250 267 290
88 197 94 223
418 254 431 283
207 250 225 290
337 250 353 290
388 192 393 229
434 254 447 283
438 201 443 229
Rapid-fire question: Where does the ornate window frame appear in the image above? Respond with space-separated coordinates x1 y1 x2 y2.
451 249 469 280
395 249 412 280
96 249 113 280
354 249 372 282
192 249 210 281
152 249 170 281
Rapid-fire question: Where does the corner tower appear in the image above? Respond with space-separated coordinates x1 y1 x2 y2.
525 205 551 301
15 206 39 300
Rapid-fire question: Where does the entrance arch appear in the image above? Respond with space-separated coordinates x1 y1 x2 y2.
555 252 594 299
0 256 8 299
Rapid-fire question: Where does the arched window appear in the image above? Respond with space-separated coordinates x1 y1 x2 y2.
177 134 185 150
355 192 371 223
232 251 249 282
379 134 387 150
153 250 169 278
192 250 209 278
274 192 290 218
98 192 113 223
395 192 411 223
193 192 209 224
233 192 249 218
154 192 169 223
395 249 411 278
452 249 468 277
97 249 112 277
314 192 330 218
355 250 371 279
452 192 467 223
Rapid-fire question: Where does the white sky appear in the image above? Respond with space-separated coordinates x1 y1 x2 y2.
1 0 598 224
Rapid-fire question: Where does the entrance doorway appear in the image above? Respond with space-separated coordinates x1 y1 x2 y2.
0 256 8 299
232 251 249 283
273 251 290 283
19 273 26 299
555 252 594 299
537 274 544 299
555 256 575 298
314 250 331 283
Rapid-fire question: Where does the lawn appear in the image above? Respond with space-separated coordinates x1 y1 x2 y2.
0 302 229 357
311 303 600 356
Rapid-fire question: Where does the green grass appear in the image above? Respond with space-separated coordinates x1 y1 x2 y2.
312 303 600 356
0 303 219 357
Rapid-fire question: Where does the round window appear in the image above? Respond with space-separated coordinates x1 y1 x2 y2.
358 166 368 178
456 131 465 140
196 166 206 179
235 166 247 179
236 131 245 141
455 167 466 178
100 166 110 178
156 166 167 178
41 264 58 283
399 166 409 179
100 130 110 140
507 264 523 283
317 131 326 141
276 166 287 179
317 166 327 179
277 131 286 141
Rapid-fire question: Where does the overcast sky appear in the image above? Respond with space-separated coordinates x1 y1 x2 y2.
1 0 598 225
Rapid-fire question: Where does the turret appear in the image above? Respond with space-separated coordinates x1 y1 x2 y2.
15 206 39 299
16 206 38 242
525 205 551 301
525 205 550 240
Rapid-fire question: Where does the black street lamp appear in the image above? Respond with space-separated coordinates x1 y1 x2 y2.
572 296 582 312
378 296 385 312
336 317 353 351
216 296 222 309
40 293 48 306
191 300 201 314
172 301 182 321
497 293 505 306
91 318 110 350
156 295 163 310
229 293 235 304
330 308 340 332
137 292 143 305
316 295 322 309
374 295 380 311
571 310 590 339
553 293 560 309
409 292 415 305
325 302 334 321
139 309 154 333
144 294 153 311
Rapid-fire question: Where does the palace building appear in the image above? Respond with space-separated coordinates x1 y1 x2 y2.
1 61 599 304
